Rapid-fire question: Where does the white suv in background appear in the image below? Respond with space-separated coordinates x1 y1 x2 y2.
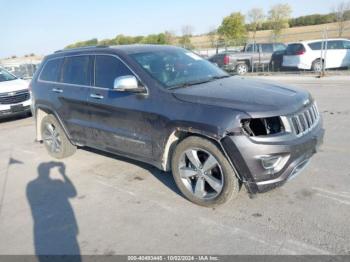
283 38 350 71
0 67 32 119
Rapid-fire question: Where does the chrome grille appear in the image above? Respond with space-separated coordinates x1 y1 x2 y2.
289 103 320 136
0 90 30 105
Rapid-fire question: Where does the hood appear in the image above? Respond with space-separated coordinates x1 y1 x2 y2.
0 79 29 93
172 76 311 118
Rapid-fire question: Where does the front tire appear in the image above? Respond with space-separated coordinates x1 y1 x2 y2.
171 136 240 207
41 114 76 159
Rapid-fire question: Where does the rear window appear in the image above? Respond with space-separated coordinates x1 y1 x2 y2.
40 58 63 82
308 42 322 50
61 56 91 86
286 44 305 55
95 55 133 89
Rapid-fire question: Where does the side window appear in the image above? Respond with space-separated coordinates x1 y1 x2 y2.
328 40 344 50
343 40 350 49
246 44 258 52
61 56 91 86
40 58 63 82
261 44 273 53
308 42 322 50
274 43 286 51
245 44 253 52
95 56 133 89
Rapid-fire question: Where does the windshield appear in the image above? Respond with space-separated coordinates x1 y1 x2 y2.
0 68 17 82
131 49 229 89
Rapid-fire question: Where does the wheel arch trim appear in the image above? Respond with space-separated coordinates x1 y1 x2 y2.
35 104 73 144
161 128 243 182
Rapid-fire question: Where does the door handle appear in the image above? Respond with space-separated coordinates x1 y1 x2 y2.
52 88 63 93
90 93 104 99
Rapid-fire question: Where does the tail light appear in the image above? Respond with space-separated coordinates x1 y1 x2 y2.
223 55 230 65
295 50 305 55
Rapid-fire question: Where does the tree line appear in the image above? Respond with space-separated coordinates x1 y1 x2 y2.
65 32 176 49
218 1 350 44
65 1 350 49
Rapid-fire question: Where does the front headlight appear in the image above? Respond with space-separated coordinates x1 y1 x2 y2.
241 117 285 136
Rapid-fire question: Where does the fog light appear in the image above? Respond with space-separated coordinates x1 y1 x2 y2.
260 155 282 170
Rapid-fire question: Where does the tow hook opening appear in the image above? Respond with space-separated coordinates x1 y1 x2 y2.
241 117 284 136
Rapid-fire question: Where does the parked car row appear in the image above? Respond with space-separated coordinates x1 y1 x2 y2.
209 38 350 75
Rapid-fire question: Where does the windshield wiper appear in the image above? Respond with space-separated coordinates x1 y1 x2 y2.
210 75 231 80
168 79 214 90
168 75 231 90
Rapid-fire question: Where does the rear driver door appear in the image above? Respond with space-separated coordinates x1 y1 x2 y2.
41 55 93 146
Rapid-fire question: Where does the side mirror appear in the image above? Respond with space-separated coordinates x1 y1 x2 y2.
113 75 146 93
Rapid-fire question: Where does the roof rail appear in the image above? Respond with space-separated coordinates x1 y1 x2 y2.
54 45 109 53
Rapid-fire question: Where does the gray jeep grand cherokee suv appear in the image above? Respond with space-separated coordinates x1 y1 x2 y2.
31 45 324 206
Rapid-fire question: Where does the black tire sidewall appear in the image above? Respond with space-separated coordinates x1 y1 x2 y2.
171 136 239 207
312 59 322 72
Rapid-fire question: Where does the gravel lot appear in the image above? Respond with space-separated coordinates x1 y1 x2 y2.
0 75 349 255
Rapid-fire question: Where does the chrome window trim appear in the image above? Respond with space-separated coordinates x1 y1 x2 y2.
37 53 149 95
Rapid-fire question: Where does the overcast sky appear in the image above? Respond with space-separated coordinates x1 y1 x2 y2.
0 0 343 58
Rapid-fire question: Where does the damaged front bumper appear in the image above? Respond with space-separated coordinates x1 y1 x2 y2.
221 119 324 194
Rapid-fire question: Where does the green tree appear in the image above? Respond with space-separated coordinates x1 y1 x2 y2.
268 4 292 39
218 12 247 44
65 38 98 49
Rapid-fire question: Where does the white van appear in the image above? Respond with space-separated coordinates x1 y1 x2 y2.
282 39 350 71
0 67 32 118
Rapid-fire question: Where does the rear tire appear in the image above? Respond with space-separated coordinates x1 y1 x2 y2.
41 114 76 159
236 63 249 75
311 59 322 72
171 136 240 207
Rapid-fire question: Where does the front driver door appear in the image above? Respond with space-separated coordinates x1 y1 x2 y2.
86 54 153 159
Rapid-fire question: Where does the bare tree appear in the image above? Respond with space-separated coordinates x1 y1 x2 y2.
247 8 265 42
333 1 350 37
180 25 195 49
181 25 194 37
164 30 176 44
268 4 292 40
207 26 217 48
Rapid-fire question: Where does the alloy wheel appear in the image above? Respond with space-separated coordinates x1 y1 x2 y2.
43 123 62 154
236 64 248 75
178 148 224 200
